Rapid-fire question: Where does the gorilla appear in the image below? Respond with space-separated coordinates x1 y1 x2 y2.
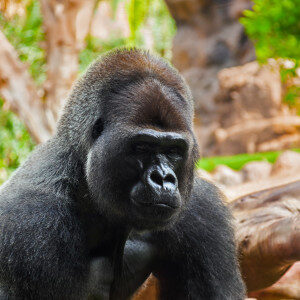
0 49 245 299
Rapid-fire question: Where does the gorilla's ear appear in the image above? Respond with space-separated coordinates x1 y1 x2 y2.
92 118 104 139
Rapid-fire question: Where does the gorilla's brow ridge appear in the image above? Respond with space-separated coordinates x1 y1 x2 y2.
102 71 186 105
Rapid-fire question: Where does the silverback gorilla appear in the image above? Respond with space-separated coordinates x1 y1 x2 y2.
0 49 245 299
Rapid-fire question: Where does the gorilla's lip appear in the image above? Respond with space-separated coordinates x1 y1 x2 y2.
131 199 180 210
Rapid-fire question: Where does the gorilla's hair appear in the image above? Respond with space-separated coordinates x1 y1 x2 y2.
0 49 245 299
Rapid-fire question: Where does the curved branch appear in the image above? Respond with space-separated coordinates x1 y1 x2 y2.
230 181 300 292
0 30 52 143
40 0 95 123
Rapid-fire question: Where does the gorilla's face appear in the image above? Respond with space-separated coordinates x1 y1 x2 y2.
85 78 197 230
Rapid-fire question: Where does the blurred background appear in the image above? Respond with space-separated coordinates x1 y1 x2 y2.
0 0 299 299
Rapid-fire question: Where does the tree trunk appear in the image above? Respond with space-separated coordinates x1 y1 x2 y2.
40 0 95 126
0 0 96 142
0 30 52 143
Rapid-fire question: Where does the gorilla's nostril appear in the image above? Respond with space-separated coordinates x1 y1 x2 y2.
150 171 164 186
149 170 177 189
165 174 176 185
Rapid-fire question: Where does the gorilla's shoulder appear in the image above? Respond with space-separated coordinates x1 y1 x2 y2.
178 176 231 228
0 186 68 222
191 176 227 206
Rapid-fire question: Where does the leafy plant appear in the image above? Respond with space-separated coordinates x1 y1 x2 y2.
0 0 44 183
241 0 300 61
0 0 46 84
146 0 176 59
79 36 126 73
0 99 34 184
240 0 300 108
197 149 300 171
111 0 176 59
127 0 151 45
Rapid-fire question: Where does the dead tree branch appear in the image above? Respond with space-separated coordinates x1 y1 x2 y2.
0 30 52 143
230 180 300 292
40 0 95 125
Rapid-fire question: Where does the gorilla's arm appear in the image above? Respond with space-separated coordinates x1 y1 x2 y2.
149 178 245 300
0 141 90 300
87 237 156 300
114 238 156 299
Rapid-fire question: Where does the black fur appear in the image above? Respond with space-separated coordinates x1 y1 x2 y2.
0 49 245 299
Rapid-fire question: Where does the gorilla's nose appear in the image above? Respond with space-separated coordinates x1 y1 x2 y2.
146 166 177 192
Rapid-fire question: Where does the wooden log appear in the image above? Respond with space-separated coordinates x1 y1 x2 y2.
230 180 300 292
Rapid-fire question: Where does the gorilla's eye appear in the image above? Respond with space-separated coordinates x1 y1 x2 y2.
167 147 183 159
133 143 151 154
92 118 104 139
169 147 180 155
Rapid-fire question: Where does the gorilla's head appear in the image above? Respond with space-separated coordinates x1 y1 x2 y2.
57 49 199 230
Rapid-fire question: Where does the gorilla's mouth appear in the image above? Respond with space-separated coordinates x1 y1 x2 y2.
132 199 180 210
131 198 180 224
132 197 179 211
130 183 181 224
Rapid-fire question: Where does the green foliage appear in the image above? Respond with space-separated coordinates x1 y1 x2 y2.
241 0 300 62
113 0 176 59
79 36 127 73
127 0 151 45
79 0 176 70
240 0 300 107
0 0 41 183
284 85 300 108
196 149 300 171
0 99 34 184
0 0 46 84
111 0 122 14
146 0 176 59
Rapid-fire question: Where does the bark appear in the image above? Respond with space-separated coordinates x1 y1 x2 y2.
133 275 159 300
40 0 95 126
249 262 300 299
230 180 300 292
0 0 95 142
0 30 52 143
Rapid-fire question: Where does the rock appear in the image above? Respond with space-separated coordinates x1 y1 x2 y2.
217 61 282 124
242 161 272 182
182 67 219 118
271 150 300 176
204 61 300 155
212 165 243 187
166 0 299 156
166 0 255 120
